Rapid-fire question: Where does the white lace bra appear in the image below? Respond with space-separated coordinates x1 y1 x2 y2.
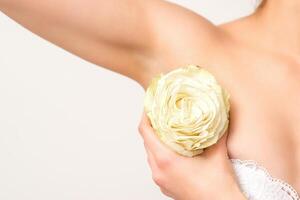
231 159 299 200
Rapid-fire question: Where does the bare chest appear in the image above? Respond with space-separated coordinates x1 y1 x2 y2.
160 38 300 192
223 59 300 193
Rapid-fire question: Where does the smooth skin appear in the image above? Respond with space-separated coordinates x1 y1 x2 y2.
1 0 300 199
138 112 247 200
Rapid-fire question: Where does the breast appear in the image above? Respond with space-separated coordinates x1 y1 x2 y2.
231 158 300 200
225 82 300 194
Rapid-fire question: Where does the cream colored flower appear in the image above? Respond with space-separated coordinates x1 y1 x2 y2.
144 65 230 157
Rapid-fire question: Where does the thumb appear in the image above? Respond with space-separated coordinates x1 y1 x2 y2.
201 131 229 158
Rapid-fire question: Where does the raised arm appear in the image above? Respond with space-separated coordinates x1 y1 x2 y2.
0 0 222 88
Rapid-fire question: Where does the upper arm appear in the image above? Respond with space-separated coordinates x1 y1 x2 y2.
0 0 223 87
0 0 155 80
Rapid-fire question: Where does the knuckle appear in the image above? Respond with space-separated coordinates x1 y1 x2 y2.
160 188 170 197
152 173 164 186
147 155 151 163
138 124 145 135
156 155 174 170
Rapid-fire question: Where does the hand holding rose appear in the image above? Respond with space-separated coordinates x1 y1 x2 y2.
144 65 230 157
140 65 246 199
138 112 246 200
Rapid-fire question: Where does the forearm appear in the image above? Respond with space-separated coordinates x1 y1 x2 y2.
212 180 247 200
224 184 247 200
188 175 247 200
196 186 246 200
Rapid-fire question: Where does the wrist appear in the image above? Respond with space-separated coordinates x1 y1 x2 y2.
221 179 247 200
188 178 246 200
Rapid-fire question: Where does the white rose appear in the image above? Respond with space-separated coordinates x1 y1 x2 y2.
144 65 230 157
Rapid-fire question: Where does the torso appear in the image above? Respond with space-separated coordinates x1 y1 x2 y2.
216 36 300 192
2 0 299 197
151 10 300 194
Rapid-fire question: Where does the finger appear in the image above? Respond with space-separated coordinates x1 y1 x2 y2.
144 144 167 190
138 111 175 159
215 130 228 149
160 188 173 198
144 145 159 172
202 131 229 158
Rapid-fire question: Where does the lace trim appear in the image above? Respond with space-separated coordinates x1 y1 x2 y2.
231 159 300 200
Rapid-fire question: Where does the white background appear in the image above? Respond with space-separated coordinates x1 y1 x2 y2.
0 1 255 199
